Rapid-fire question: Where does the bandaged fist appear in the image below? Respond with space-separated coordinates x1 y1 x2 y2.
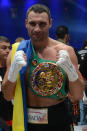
8 50 27 82
56 50 78 82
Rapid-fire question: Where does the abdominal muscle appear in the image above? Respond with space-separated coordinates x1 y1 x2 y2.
26 87 65 107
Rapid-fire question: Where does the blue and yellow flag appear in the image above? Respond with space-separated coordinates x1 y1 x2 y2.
11 40 32 131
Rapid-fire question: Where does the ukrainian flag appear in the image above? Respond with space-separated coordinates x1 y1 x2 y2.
11 40 32 131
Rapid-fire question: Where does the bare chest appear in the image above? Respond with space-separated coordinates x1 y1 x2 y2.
25 48 57 86
37 47 57 61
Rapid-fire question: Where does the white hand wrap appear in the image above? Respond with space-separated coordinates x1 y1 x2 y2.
8 50 26 82
56 50 78 82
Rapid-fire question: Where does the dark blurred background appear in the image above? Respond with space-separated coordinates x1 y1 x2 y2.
0 0 87 50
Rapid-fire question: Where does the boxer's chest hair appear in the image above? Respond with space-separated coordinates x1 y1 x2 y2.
37 47 58 61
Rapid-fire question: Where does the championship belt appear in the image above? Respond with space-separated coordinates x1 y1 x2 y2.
30 62 68 99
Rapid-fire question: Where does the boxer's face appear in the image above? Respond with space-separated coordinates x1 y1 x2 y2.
0 42 10 61
25 11 52 42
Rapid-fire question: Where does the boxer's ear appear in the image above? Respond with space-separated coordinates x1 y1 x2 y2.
25 19 28 28
49 18 52 28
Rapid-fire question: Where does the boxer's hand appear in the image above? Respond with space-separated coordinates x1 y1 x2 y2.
56 50 78 82
8 50 27 82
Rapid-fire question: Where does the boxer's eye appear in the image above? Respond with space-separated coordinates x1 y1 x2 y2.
29 22 36 27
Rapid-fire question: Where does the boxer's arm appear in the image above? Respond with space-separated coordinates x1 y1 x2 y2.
2 51 16 101
68 47 84 100
56 47 85 101
2 50 27 101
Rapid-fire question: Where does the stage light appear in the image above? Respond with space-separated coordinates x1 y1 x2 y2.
1 0 11 7
24 0 39 10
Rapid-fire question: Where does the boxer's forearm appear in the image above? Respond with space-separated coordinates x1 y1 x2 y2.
56 50 78 82
56 50 84 100
8 50 26 82
2 50 27 101
69 78 84 98
2 79 16 101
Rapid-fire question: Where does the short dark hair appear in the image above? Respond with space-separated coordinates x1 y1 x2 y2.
26 4 51 21
56 25 69 39
15 37 25 43
0 36 10 43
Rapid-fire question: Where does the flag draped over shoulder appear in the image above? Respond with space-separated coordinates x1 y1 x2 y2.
11 40 32 131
